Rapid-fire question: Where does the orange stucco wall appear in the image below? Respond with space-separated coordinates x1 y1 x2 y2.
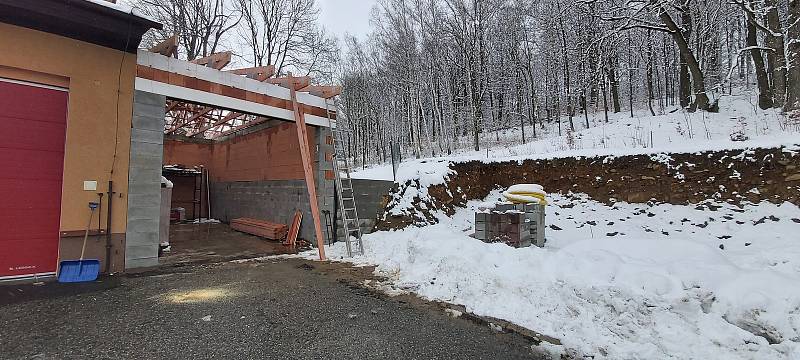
163 122 317 182
0 23 136 235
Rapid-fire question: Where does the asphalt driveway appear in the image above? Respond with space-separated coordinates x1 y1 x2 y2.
0 259 546 359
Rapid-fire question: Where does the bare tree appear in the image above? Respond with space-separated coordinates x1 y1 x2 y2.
233 0 338 78
136 0 240 60
787 0 800 110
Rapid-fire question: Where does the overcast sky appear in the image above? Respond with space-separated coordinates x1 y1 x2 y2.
317 0 377 41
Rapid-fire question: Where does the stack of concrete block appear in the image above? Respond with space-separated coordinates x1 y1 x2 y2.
474 203 546 248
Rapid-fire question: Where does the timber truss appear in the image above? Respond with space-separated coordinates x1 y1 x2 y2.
164 99 260 139
147 35 341 139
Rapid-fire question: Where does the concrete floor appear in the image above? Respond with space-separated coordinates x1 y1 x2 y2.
0 259 546 359
159 223 293 266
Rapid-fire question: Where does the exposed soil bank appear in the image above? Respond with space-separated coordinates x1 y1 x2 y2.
378 145 800 229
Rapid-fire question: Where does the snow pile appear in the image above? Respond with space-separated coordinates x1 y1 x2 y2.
303 193 800 359
383 159 455 217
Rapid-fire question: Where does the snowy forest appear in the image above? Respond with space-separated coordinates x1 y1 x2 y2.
339 0 800 165
132 0 800 166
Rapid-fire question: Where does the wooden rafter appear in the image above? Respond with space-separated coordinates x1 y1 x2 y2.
190 52 232 70
210 116 277 139
149 34 179 58
300 85 342 99
164 100 181 113
266 75 310 90
165 106 213 134
186 111 245 137
227 65 275 82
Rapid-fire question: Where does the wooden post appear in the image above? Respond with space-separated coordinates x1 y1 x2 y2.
288 76 327 260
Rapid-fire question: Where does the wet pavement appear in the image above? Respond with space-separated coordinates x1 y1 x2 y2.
159 223 293 266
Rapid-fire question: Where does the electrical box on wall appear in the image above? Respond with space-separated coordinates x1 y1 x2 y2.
83 180 97 191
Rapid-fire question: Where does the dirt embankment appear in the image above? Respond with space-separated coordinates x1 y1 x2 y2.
377 146 800 230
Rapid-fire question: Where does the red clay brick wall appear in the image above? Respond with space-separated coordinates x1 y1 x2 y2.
163 123 316 182
163 140 213 168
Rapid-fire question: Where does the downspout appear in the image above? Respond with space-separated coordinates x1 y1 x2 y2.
105 180 114 273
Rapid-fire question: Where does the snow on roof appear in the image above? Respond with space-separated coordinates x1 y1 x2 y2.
82 0 158 24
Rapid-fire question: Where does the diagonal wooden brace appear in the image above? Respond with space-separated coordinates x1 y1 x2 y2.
289 77 327 261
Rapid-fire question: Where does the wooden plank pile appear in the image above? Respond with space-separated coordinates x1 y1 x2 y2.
230 218 288 240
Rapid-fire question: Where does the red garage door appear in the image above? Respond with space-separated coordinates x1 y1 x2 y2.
0 78 68 280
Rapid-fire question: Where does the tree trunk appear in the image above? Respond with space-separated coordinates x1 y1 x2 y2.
516 75 526 144
627 33 635 118
647 31 657 116
582 91 589 128
607 56 621 113
558 12 574 132
601 74 610 122
678 7 692 108
765 0 787 108
787 0 800 111
658 6 713 111
745 8 774 109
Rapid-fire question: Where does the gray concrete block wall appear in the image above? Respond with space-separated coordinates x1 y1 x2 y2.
211 180 317 240
350 179 394 220
335 179 394 239
126 90 166 269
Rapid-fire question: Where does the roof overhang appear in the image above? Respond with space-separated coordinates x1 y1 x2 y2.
0 0 161 53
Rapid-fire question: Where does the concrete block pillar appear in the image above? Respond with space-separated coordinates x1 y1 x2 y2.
125 90 166 269
315 126 336 243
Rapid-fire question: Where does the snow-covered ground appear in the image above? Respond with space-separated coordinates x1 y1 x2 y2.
290 192 800 359
353 93 799 183
296 93 800 358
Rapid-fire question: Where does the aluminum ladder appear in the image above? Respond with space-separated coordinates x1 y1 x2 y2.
325 102 364 257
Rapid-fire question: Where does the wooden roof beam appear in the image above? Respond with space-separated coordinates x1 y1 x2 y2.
300 85 342 99
210 116 277 139
227 65 275 82
149 34 179 58
164 99 181 113
186 111 245 137
165 106 213 134
266 75 310 91
190 51 232 70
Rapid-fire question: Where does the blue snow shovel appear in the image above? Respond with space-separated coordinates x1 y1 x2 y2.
58 202 101 283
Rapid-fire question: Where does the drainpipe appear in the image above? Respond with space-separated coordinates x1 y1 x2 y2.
105 180 114 273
